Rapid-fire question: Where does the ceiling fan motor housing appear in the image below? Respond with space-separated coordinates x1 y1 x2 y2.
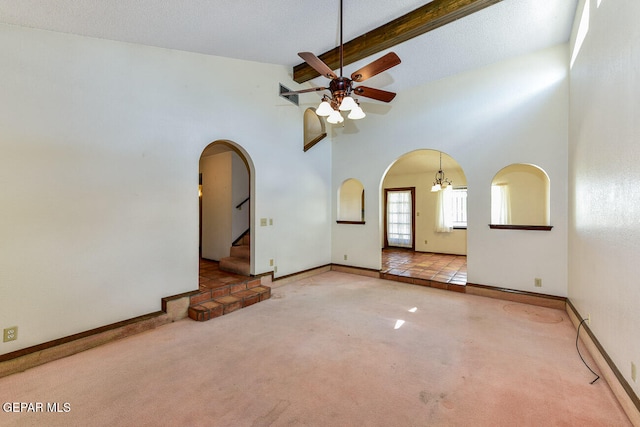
329 77 353 107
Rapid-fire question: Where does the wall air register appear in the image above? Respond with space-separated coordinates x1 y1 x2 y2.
279 84 299 106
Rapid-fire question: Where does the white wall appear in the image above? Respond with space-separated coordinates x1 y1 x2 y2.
568 0 640 398
231 151 250 241
0 24 332 355
201 152 233 260
332 44 569 296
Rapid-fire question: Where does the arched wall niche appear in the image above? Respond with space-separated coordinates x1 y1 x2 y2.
490 163 551 230
303 108 327 152
337 178 365 224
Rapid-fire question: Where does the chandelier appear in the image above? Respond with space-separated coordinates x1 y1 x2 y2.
431 152 452 192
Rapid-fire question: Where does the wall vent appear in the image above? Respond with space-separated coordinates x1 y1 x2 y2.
279 84 299 106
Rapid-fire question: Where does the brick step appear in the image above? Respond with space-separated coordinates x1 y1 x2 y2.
188 278 270 322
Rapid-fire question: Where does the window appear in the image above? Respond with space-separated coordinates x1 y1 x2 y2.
436 186 467 232
450 186 467 228
491 184 510 224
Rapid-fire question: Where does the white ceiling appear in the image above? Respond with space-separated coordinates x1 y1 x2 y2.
0 0 577 94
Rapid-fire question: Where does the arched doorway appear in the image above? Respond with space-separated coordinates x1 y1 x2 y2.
380 149 468 287
199 140 254 277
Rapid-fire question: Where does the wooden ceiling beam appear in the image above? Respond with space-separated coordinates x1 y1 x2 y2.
293 0 503 83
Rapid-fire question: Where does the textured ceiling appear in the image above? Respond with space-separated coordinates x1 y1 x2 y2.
0 0 577 93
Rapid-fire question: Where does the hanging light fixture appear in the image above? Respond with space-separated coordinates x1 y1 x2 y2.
317 91 365 121
283 0 401 128
314 0 368 122
431 152 452 192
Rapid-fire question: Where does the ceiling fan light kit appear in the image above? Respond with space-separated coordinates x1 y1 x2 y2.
283 0 400 124
347 105 366 120
338 95 357 111
327 109 345 124
315 98 334 116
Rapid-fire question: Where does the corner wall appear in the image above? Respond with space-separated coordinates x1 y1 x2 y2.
568 0 640 401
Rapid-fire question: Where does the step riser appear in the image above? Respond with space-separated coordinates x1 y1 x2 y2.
219 257 250 276
229 245 250 260
189 278 261 305
188 279 270 322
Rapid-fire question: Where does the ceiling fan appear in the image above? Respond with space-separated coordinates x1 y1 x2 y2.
282 0 401 124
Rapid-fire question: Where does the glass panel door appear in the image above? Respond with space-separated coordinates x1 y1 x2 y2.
386 189 414 248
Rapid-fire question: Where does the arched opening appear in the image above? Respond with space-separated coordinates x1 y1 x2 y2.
380 149 467 286
199 140 254 280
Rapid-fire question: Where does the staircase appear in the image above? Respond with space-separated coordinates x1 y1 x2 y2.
219 233 250 276
188 277 271 322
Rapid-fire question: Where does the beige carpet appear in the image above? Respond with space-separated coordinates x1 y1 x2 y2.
0 272 631 426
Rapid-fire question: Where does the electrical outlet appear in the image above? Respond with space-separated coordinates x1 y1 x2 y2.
3 326 18 342
269 218 273 226
269 259 274 267
632 362 637 382
260 218 267 226
274 266 278 273
534 278 542 287
344 254 348 261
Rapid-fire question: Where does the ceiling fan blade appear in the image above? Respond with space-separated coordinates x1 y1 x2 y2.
298 52 338 80
351 52 401 83
353 86 396 103
280 87 327 96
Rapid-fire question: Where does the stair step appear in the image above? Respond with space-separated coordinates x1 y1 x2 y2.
188 279 270 322
219 256 250 276
229 244 250 260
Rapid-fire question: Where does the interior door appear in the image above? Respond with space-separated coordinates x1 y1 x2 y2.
384 187 415 249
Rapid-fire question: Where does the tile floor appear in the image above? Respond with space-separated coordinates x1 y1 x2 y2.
381 248 467 285
199 258 247 291
201 249 468 290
